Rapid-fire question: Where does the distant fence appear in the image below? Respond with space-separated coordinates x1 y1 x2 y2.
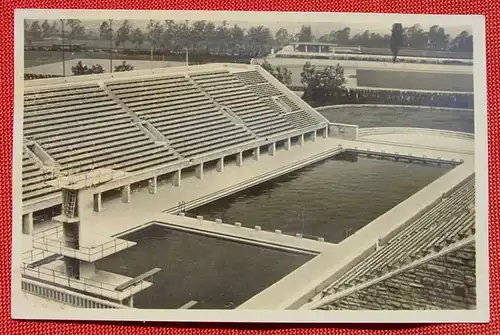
287 87 474 109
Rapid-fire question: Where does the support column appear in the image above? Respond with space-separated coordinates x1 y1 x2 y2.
149 176 157 194
268 142 276 156
123 296 134 308
195 163 204 180
323 126 329 138
172 170 181 187
93 193 102 212
312 130 317 142
121 185 131 203
216 157 224 172
236 152 243 167
79 261 96 279
285 138 291 151
299 134 305 146
253 147 260 161
22 212 33 235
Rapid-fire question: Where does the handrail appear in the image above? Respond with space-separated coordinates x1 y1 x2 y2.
32 225 135 261
21 262 148 301
22 277 130 309
358 127 474 140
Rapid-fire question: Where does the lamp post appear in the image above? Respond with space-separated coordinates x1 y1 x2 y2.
185 47 189 68
109 19 113 74
60 19 65 77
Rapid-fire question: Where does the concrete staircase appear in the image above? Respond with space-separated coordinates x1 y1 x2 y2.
98 81 184 160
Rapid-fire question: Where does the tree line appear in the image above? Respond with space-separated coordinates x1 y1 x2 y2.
24 19 473 56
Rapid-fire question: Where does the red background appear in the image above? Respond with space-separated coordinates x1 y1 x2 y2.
0 1 496 334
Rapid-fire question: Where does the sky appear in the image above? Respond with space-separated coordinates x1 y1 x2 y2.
21 10 475 37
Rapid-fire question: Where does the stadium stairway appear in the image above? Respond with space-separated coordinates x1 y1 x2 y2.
185 74 260 139
104 73 257 159
98 81 184 160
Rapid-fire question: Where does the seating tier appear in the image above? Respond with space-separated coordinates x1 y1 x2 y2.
106 74 256 158
24 83 178 174
322 176 475 296
190 71 296 138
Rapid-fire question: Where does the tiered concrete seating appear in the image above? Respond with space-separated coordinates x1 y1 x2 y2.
247 83 282 97
106 75 256 157
190 71 296 138
24 83 178 173
22 150 58 202
278 95 301 112
284 110 321 128
234 70 268 85
323 176 475 295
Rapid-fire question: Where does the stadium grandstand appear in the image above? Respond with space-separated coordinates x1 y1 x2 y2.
19 63 476 311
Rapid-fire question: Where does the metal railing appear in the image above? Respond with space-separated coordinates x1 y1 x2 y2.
32 225 135 261
21 262 148 302
22 278 130 309
358 127 474 140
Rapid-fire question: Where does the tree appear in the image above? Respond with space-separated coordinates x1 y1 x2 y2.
297 25 314 42
41 20 51 39
67 19 85 51
27 21 43 43
147 20 164 55
116 20 132 48
131 28 145 50
114 61 134 72
260 60 292 86
450 30 473 52
300 62 346 103
71 61 104 75
99 21 112 40
428 25 449 50
275 28 290 47
390 23 404 63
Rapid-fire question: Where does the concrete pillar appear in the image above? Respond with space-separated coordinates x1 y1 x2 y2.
323 126 328 138
268 142 276 156
312 130 317 142
79 261 96 278
216 157 224 172
299 134 305 146
22 212 33 235
195 163 204 180
149 176 157 194
121 185 131 203
253 147 260 161
124 296 134 308
285 138 291 151
93 193 102 212
172 170 181 187
236 152 243 167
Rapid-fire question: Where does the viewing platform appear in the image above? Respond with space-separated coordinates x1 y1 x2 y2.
21 260 153 302
32 225 136 262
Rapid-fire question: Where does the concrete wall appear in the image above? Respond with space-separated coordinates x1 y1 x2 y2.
328 123 359 140
322 243 476 310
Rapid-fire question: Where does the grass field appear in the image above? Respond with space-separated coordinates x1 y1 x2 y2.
24 50 178 68
356 69 474 92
